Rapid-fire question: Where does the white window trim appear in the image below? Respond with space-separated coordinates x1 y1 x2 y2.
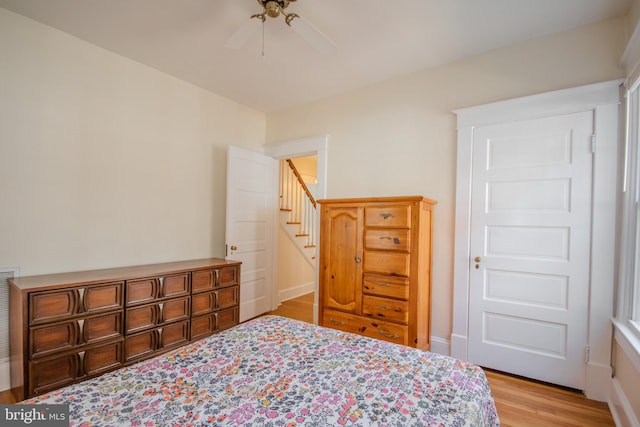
615 79 640 359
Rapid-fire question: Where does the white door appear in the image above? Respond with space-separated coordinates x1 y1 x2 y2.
468 111 593 390
226 146 276 322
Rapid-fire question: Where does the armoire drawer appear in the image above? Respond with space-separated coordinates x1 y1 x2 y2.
362 295 409 323
365 205 411 228
364 229 410 252
363 274 409 300
363 251 410 276
322 310 408 346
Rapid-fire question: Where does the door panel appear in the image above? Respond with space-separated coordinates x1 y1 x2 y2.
226 146 274 322
468 111 593 390
320 205 362 313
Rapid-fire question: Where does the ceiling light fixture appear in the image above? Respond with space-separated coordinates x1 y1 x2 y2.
252 0 299 26
225 0 335 55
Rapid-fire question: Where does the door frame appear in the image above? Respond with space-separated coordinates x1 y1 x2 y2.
264 134 328 324
451 80 620 401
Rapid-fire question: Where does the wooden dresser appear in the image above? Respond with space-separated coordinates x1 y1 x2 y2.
318 196 435 350
9 258 240 400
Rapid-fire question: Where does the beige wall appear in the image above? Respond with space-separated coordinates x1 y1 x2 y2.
0 8 265 276
613 341 640 423
265 17 627 343
277 228 314 293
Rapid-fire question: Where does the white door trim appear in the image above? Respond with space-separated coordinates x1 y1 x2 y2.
451 80 621 401
264 135 328 324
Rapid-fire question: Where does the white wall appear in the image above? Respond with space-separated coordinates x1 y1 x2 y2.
265 17 627 348
0 8 266 276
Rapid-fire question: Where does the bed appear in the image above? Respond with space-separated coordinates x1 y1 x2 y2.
23 315 500 426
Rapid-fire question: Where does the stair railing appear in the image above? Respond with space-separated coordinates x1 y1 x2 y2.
279 159 317 249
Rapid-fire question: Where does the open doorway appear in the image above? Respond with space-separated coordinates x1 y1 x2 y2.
264 135 328 324
276 155 317 308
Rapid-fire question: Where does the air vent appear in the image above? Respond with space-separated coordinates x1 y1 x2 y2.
0 268 18 363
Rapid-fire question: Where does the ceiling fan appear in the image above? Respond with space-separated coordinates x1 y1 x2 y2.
225 0 336 54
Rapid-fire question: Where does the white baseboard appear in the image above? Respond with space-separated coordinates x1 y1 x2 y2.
450 333 468 360
278 282 314 303
585 361 612 402
430 336 450 356
609 377 640 427
0 358 9 392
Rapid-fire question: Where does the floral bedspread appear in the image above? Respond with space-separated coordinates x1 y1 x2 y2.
25 315 500 426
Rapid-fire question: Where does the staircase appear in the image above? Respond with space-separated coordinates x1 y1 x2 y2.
279 159 317 267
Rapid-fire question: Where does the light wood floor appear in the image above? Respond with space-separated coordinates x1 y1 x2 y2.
268 293 615 427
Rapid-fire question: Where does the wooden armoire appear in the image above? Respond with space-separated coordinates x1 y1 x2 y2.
318 196 436 350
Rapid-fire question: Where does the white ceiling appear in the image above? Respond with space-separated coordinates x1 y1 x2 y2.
0 0 632 112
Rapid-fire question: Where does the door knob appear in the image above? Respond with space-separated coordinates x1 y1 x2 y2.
474 256 481 270
230 245 238 251
474 256 481 262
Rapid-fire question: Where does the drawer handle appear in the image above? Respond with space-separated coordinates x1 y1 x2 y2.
378 330 399 339
329 317 346 326
77 319 85 344
77 351 86 376
158 277 165 297
380 213 393 220
377 305 391 310
158 303 164 323
77 288 87 313
379 236 392 240
376 282 392 287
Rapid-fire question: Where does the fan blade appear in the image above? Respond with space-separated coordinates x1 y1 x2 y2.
289 17 335 54
225 19 261 49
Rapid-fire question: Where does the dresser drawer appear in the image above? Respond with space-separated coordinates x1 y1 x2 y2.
363 251 410 276
191 314 215 341
30 282 124 325
126 297 190 333
216 306 239 331
192 269 216 293
218 266 240 288
159 320 190 349
363 274 409 300
322 310 408 346
29 353 78 397
365 205 411 228
160 297 191 323
28 340 124 397
125 330 158 362
126 273 189 306
364 229 410 252
161 274 190 298
191 292 215 316
362 295 409 323
30 311 123 358
216 286 239 309
83 311 123 344
83 282 124 313
83 340 124 377
29 290 78 325
126 304 159 334
30 321 77 358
